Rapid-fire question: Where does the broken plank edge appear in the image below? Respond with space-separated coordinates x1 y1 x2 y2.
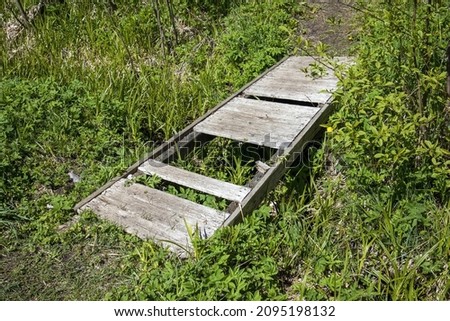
222 98 336 227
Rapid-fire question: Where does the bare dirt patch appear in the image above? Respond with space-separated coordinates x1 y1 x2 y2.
301 0 357 55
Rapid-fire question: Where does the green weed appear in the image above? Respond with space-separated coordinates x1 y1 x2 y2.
289 0 450 300
3 0 448 302
1 0 304 300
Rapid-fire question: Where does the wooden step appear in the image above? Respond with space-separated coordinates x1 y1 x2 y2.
74 56 351 254
243 56 346 104
139 160 251 203
194 97 318 149
79 178 227 252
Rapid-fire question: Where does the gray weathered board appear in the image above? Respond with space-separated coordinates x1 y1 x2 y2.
75 55 349 254
139 160 251 202
83 178 227 252
243 56 343 104
194 97 319 149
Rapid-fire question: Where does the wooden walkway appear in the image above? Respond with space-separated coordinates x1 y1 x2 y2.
74 56 348 253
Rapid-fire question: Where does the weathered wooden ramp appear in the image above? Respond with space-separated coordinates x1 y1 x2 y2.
74 56 349 254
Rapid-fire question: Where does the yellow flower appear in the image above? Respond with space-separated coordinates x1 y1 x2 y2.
326 127 333 133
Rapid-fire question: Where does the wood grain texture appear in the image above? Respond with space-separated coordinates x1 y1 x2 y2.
194 97 318 148
73 56 291 212
223 100 335 227
74 55 350 252
79 178 227 252
139 160 251 203
243 56 346 104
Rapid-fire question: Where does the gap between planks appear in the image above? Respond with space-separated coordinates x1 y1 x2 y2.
194 97 319 149
243 56 345 104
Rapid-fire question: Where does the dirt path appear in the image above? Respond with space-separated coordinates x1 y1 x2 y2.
301 0 357 55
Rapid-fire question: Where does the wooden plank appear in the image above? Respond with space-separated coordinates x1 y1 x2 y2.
79 178 227 252
243 56 345 104
74 56 291 212
73 55 350 253
244 81 335 104
223 100 335 226
255 161 271 173
139 160 251 202
194 97 318 149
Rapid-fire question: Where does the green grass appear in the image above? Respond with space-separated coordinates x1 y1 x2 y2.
286 0 450 300
1 0 450 301
1 0 306 300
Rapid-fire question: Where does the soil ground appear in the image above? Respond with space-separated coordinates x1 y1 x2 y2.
301 0 357 55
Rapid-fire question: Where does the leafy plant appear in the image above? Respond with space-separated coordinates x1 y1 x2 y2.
289 0 450 300
1 0 305 301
